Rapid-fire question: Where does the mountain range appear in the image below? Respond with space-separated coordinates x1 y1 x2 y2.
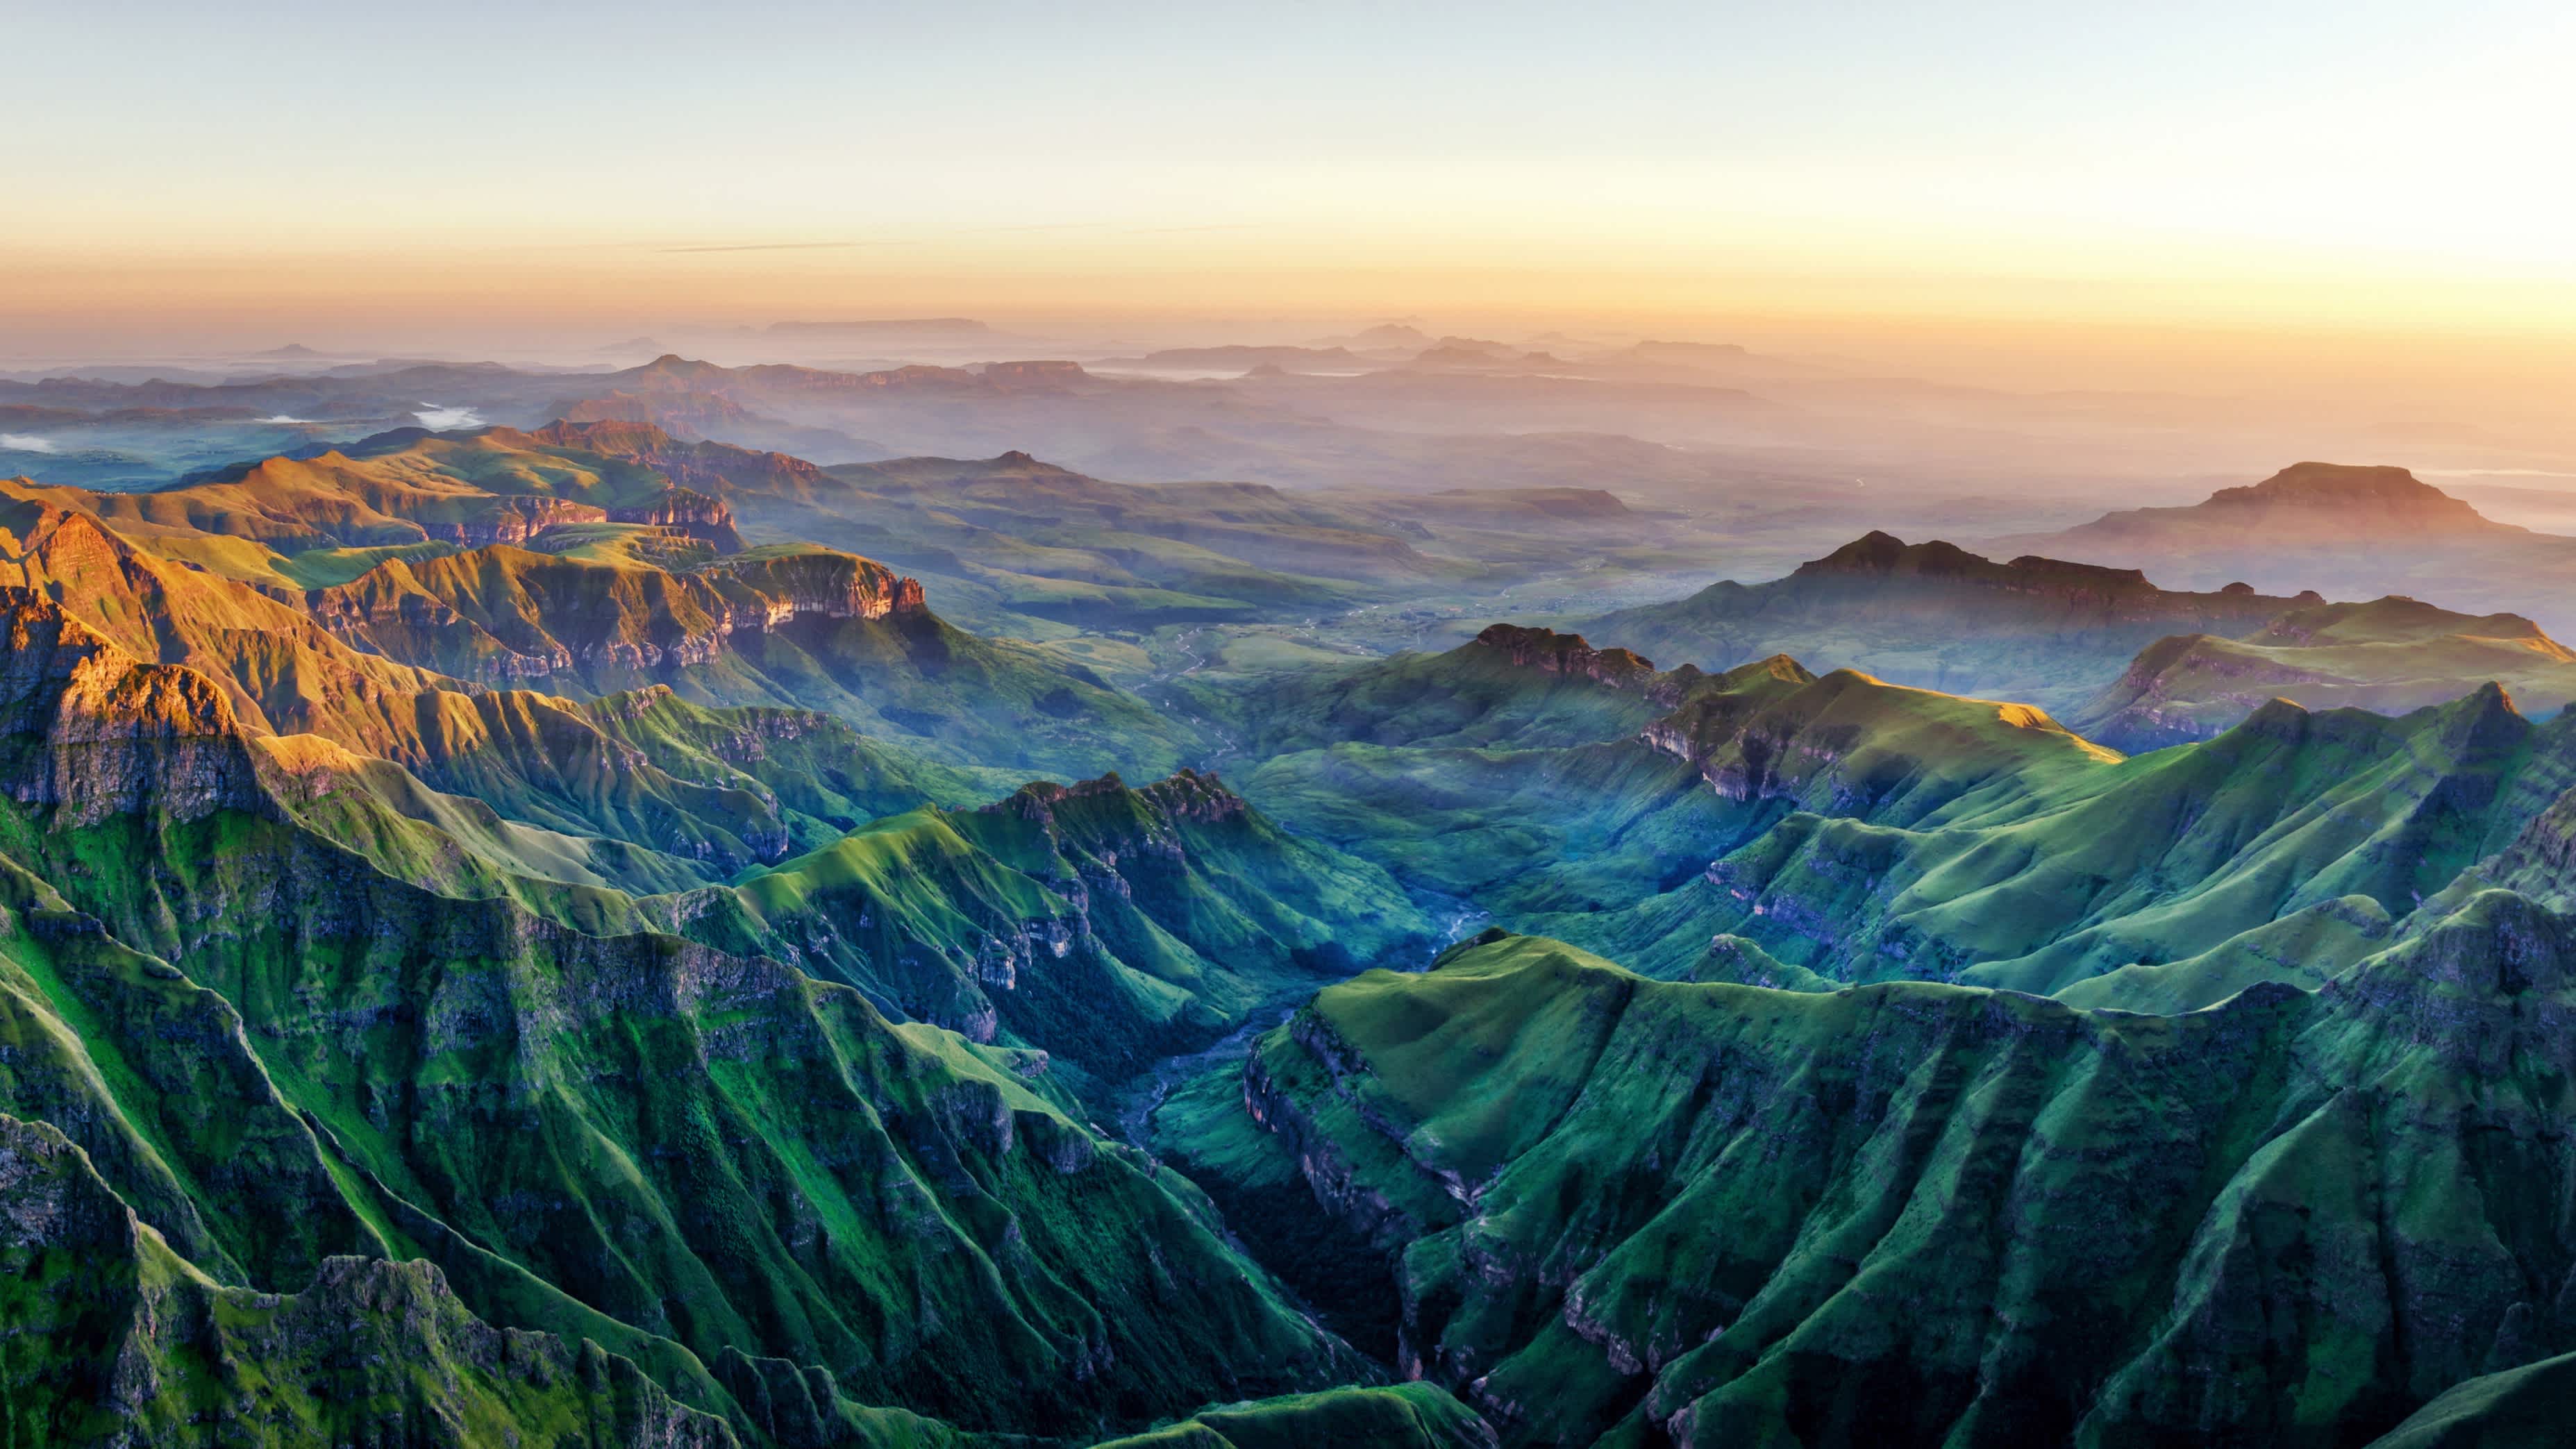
3 405 2576 1445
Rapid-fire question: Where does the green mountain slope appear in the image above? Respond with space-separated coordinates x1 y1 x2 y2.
1228 632 2130 976
1161 923 2576 1446
652 770 1433 1091
1091 1383 1497 1448
1693 686 2576 1003
0 1113 748 1449
1221 619 2576 1012
1185 623 1687 755
1579 531 2307 714
0 591 1382 1442
2073 594 2576 750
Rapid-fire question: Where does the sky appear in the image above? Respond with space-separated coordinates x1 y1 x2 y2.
8 0 2575 389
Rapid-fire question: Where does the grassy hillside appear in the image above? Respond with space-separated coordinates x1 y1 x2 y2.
1228 639 2132 976
0 589 1403 1443
2074 594 2576 749
1162 923 2576 1446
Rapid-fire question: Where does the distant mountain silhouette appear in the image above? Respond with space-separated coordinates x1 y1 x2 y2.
2009 462 2514 553
1991 462 2576 632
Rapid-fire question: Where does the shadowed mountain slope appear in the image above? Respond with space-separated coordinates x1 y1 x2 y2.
1578 532 2309 714
2073 594 2576 750
1160 922 2576 1446
1219 620 2576 1014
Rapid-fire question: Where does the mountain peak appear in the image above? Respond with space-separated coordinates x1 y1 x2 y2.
1799 530 1997 578
2210 462 2495 530
1800 532 2157 593
619 354 735 389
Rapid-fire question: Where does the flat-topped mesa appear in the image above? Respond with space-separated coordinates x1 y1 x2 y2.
1471 623 1661 689
2205 461 2498 530
696 549 926 626
1999 462 2520 563
980 359 1089 387
601 486 742 551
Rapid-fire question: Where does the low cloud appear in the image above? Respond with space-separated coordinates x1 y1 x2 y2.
257 414 310 425
0 433 58 453
414 403 483 430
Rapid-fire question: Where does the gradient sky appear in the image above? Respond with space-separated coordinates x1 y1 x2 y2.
10 0 2575 365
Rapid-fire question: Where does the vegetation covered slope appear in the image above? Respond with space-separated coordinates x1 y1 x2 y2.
0 1114 743 1449
1160 925 2576 1447
1221 617 2576 1014
1578 530 2307 714
642 769 1433 1091
1183 623 1687 756
1 426 1210 780
1227 629 2133 978
0 589 1387 1443
1090 1384 1497 1448
2073 594 2576 750
1691 685 2576 1005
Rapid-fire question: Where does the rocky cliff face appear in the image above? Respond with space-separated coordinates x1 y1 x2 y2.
606 485 746 551
1469 623 1663 692
433 494 611 547
0 589 263 826
306 546 928 687
1637 660 2109 818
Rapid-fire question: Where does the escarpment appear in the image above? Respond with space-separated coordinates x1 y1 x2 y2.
305 545 928 685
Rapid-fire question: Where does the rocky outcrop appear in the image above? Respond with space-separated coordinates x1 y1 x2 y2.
434 495 611 547
1469 624 1662 692
605 486 745 552
0 589 262 826
307 546 929 687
